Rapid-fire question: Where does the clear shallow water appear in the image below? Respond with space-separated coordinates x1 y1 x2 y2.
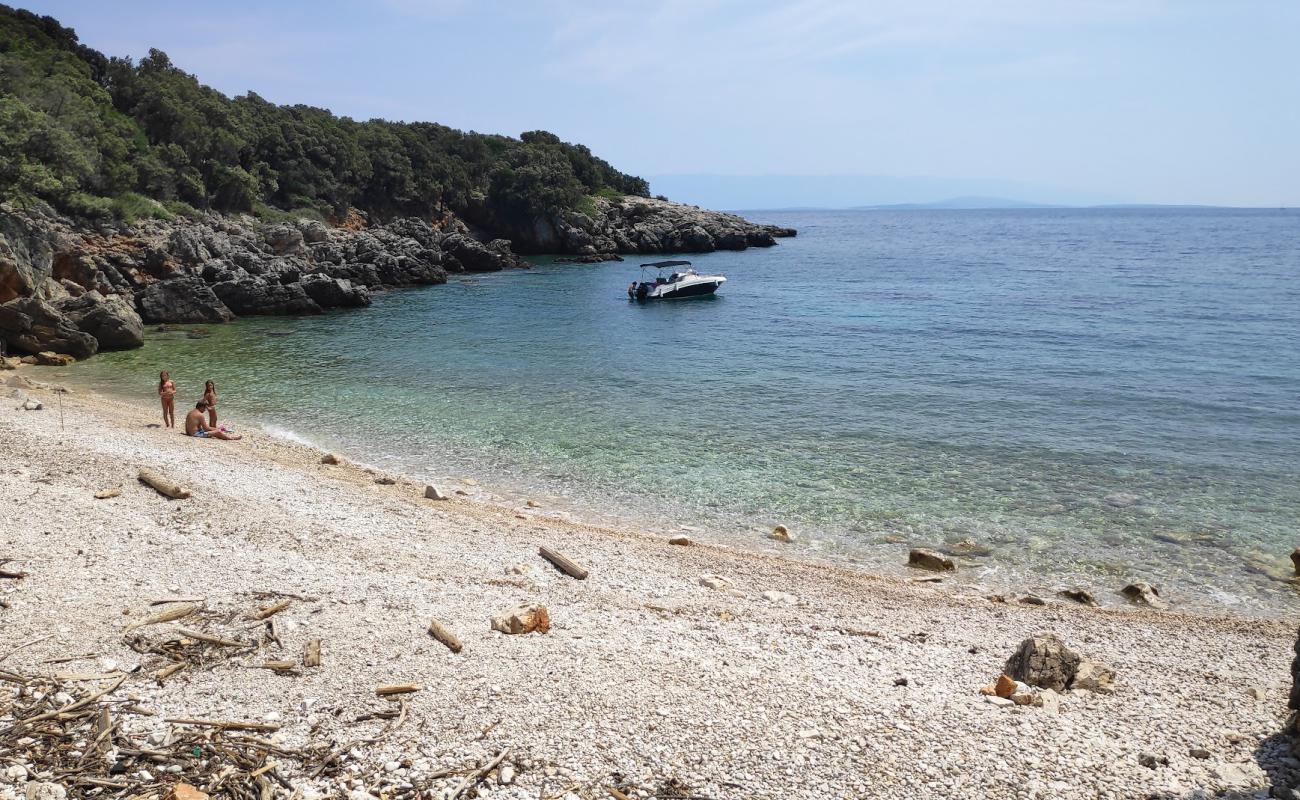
70 209 1300 613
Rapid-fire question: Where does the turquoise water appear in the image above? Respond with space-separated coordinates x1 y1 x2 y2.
71 209 1300 612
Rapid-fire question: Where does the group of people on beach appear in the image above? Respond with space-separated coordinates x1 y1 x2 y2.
157 372 242 440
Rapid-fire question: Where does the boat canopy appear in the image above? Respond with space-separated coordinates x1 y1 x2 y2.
639 260 692 269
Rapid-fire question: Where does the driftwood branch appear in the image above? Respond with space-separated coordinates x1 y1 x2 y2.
303 639 321 668
450 749 509 799
250 600 290 621
137 469 191 499
538 545 588 579
164 717 280 732
427 618 463 653
375 683 421 697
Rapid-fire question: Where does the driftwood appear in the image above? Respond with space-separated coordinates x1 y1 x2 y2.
303 639 321 667
250 600 290 620
155 661 187 684
375 683 421 696
538 545 588 580
175 628 247 648
137 469 191 499
123 602 201 633
450 749 509 799
427 618 463 653
93 488 121 500
259 661 299 675
164 717 280 732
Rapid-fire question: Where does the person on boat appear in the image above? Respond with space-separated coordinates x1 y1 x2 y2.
158 371 176 428
185 400 241 440
202 380 218 428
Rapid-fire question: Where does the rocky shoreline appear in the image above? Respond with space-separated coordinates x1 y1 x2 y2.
1 379 1296 799
0 198 794 362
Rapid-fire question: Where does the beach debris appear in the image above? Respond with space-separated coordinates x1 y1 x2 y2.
166 717 281 732
123 601 201 632
92 487 121 499
1104 492 1142 508
491 604 550 635
668 535 692 546
137 468 191 499
424 484 449 500
539 545 589 579
1121 581 1168 609
320 452 341 465
1018 594 1047 606
375 476 396 485
761 590 797 604
376 683 422 696
174 628 248 648
1004 633 1116 694
769 524 792 543
498 763 516 784
257 660 299 675
427 617 463 653
249 599 291 620
1057 587 1099 606
304 638 322 667
699 573 734 590
911 575 943 584
165 784 210 800
907 548 955 572
449 749 509 799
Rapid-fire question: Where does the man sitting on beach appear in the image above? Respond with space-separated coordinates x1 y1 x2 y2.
185 400 241 441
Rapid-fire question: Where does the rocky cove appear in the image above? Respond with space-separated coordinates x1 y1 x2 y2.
0 197 794 362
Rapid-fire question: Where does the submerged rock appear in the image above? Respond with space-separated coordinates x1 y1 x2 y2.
907 548 955 572
1057 587 1100 607
769 524 792 543
1121 581 1168 609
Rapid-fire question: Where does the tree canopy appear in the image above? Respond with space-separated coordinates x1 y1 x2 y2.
0 4 649 222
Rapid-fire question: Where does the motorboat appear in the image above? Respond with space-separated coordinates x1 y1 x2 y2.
629 260 726 301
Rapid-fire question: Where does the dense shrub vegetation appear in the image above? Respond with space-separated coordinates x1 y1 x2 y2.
0 4 649 222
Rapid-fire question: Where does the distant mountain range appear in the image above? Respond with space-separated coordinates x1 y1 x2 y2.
855 196 1058 210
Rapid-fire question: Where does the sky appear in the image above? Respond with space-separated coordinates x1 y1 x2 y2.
18 0 1300 207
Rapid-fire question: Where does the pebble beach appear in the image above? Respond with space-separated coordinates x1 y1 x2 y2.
0 371 1295 800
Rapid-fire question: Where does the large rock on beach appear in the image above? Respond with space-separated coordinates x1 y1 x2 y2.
1121 581 1168 609
56 291 144 350
1005 634 1081 692
0 296 97 359
908 548 955 572
139 275 235 324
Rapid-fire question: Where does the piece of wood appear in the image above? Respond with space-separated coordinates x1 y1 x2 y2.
175 628 247 648
538 545 588 580
165 717 280 732
607 789 632 800
123 602 201 633
450 749 509 799
375 683 421 696
303 638 321 668
93 488 121 500
155 661 187 684
426 617 463 653
250 600 290 620
137 469 192 499
149 597 205 606
259 660 299 674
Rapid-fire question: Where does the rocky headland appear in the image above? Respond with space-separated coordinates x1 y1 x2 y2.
0 199 793 363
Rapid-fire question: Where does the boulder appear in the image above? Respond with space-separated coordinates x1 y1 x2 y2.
1004 633 1081 692
769 524 792 543
34 351 74 366
1072 660 1116 693
211 278 322 316
908 548 955 572
441 234 523 273
139 276 235 324
699 573 734 590
0 297 97 359
490 604 550 635
1056 587 1099 607
299 273 371 309
57 291 144 350
1291 547 1300 576
423 485 448 501
1121 581 1167 609
668 535 691 546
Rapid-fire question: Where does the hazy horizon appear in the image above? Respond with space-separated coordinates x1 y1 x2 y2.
16 0 1300 207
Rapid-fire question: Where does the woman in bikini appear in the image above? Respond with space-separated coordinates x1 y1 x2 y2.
202 380 218 429
158 371 176 428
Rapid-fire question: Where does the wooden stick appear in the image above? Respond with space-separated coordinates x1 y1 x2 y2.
303 639 321 668
538 545 588 580
155 661 187 684
608 789 633 800
450 750 509 799
375 683 421 696
137 469 191 499
259 661 299 674
175 628 247 648
123 601 201 633
250 600 290 620
165 717 280 732
427 618 463 653
149 597 205 606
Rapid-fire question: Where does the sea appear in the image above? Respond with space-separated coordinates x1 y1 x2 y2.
67 208 1300 614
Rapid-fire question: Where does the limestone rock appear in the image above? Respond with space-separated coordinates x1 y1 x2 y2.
1209 761 1265 788
769 524 792 543
139 276 235 325
994 674 1016 698
1121 581 1168 609
491 604 550 635
668 535 691 546
320 453 341 465
0 297 97 359
1005 633 1081 692
34 351 73 366
761 590 796 604
907 548 955 572
56 291 144 350
1072 660 1116 693
1057 587 1099 607
984 696 1014 707
699 573 734 590
211 278 322 317
423 485 448 500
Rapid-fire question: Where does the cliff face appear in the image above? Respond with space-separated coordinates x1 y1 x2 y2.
0 200 796 362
